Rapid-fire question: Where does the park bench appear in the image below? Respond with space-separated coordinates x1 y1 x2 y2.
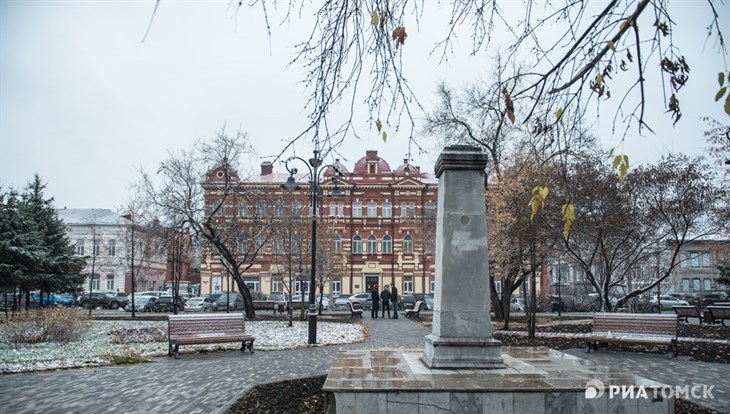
585 313 679 358
673 305 703 323
348 301 363 320
706 306 730 326
252 300 278 314
168 313 255 359
405 301 425 319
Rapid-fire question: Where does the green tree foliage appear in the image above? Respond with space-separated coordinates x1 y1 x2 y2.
0 175 85 295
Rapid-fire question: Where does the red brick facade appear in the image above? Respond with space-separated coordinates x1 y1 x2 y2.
199 150 437 297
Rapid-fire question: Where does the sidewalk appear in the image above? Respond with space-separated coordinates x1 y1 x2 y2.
0 315 726 413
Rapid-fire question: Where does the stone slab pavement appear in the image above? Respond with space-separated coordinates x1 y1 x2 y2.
0 314 726 413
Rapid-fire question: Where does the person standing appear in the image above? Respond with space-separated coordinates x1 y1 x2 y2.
370 284 380 318
380 285 391 318
390 283 399 319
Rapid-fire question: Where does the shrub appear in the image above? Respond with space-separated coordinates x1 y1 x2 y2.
0 308 91 348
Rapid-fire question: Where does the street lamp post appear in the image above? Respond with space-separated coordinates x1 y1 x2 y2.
281 150 342 344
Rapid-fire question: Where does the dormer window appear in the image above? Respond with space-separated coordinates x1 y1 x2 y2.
368 162 377 174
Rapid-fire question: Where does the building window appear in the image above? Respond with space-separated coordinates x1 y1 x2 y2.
382 202 392 218
337 202 344 217
256 201 266 217
704 279 712 291
238 201 249 217
430 276 435 293
682 278 690 292
272 238 283 254
425 202 436 219
368 162 376 174
353 202 362 218
292 202 302 216
92 239 100 257
272 279 283 293
212 273 222 293
425 239 434 254
106 239 116 256
401 202 415 218
352 235 362 254
91 273 100 291
334 235 342 253
76 239 85 256
689 251 711 269
255 237 266 253
367 202 377 218
244 277 260 292
382 235 392 254
237 236 249 254
404 276 413 294
329 202 337 217
693 278 701 291
403 235 413 254
331 280 341 295
106 274 114 291
495 280 503 297
367 235 377 255
274 202 283 217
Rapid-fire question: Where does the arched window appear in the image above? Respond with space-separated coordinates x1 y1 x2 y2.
403 235 413 254
382 235 392 254
367 235 377 255
352 235 362 254
334 235 342 253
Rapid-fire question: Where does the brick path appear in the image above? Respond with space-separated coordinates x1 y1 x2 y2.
0 314 726 413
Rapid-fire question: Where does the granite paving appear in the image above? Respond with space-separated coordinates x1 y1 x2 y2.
0 313 726 413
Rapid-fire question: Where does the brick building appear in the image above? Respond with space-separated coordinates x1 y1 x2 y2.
200 150 438 298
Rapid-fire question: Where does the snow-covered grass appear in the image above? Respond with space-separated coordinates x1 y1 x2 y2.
0 319 365 374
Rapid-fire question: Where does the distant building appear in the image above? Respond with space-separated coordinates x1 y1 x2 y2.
200 150 438 297
671 239 730 293
57 208 168 294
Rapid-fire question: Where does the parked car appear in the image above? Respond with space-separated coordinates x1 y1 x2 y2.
649 295 689 310
151 296 182 312
510 297 525 312
413 293 434 310
31 292 75 307
213 292 244 311
333 294 352 310
549 295 570 312
291 295 329 311
266 291 289 302
77 292 128 310
183 296 215 312
692 292 729 309
398 294 415 311
204 293 223 303
125 295 156 312
348 292 373 310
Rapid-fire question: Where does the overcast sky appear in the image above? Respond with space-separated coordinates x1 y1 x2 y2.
1 1 727 211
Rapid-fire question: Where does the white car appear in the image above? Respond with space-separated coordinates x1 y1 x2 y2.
650 295 689 310
183 296 215 312
510 297 525 312
124 295 155 312
291 295 329 310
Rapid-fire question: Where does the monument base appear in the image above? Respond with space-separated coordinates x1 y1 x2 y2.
323 347 673 414
422 333 504 369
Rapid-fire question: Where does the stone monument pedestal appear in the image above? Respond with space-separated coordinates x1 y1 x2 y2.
323 347 673 414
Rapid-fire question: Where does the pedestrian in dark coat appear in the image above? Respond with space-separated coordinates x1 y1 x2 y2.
390 283 399 319
371 284 380 318
380 285 391 318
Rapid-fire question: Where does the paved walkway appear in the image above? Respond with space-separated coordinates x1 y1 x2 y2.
0 315 727 413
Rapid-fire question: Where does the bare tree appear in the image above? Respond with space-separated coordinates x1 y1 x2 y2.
139 127 272 320
210 1 726 155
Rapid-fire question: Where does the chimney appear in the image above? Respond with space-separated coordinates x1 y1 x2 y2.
261 161 273 175
366 150 378 159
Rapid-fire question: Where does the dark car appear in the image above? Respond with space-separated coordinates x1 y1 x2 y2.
413 293 434 310
77 292 128 310
151 296 182 312
398 294 415 311
692 292 729 309
212 292 244 311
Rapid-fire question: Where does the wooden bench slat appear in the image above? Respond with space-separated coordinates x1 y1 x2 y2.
586 313 678 358
167 314 255 359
